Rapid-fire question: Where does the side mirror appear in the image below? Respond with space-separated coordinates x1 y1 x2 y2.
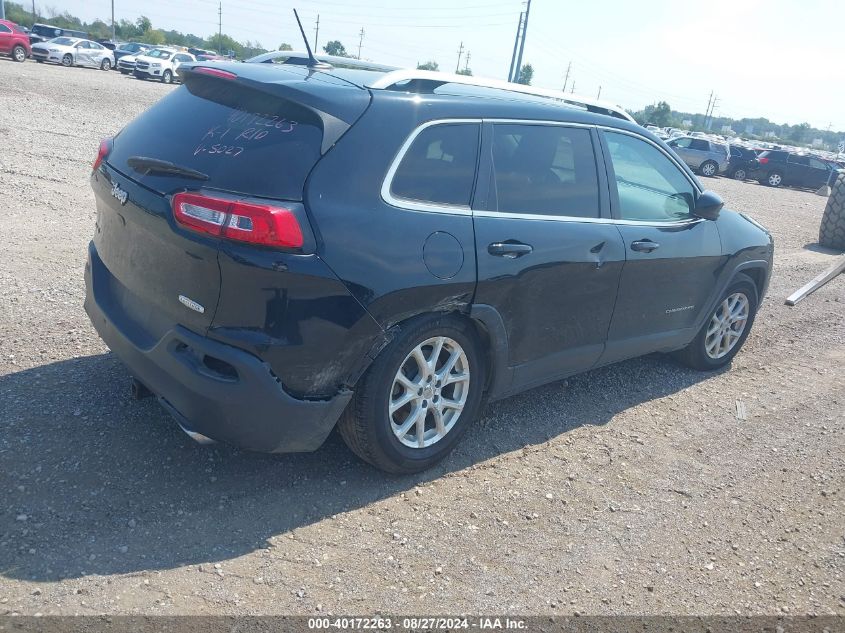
693 190 723 220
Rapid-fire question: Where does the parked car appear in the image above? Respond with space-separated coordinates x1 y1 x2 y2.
667 136 730 177
117 53 143 74
113 41 152 68
28 22 86 46
85 62 773 473
727 145 760 181
133 48 195 83
749 150 838 189
0 19 31 62
31 36 115 69
96 39 122 51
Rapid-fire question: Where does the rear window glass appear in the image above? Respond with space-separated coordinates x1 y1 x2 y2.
390 123 480 207
109 79 323 200
492 124 600 218
50 37 74 45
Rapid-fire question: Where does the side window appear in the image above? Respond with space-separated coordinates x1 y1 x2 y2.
788 154 809 166
492 124 600 218
604 131 696 222
673 137 692 149
0 24 12 33
690 139 710 151
389 123 480 207
809 158 828 170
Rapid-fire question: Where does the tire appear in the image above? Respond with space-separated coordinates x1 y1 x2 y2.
819 172 845 250
338 314 486 474
61 53 73 67
12 45 26 63
161 69 172 84
700 160 718 177
100 58 111 70
765 171 783 187
732 168 747 181
674 273 758 371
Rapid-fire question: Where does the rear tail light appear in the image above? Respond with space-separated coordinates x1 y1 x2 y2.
192 67 237 80
172 192 303 248
93 137 113 172
758 157 769 164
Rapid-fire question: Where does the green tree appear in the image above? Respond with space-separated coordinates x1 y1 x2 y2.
516 63 533 85
642 100 672 127
279 42 292 51
146 29 165 45
416 60 439 71
456 68 472 76
788 122 811 143
135 15 152 33
323 40 348 57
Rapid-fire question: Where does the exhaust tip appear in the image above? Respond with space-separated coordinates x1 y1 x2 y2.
177 423 217 446
130 378 153 400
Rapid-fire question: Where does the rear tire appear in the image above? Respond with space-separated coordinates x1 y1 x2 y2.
819 172 845 250
61 53 73 67
700 160 718 177
100 58 111 70
766 171 783 187
12 45 26 62
674 273 758 371
732 168 747 181
338 314 486 474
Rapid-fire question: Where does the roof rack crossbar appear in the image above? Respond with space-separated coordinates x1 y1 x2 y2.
245 50 399 73
366 70 635 123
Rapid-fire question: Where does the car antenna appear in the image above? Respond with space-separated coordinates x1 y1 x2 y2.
293 9 331 69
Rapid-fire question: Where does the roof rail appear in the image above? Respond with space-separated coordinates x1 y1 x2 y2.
246 50 399 73
367 70 636 123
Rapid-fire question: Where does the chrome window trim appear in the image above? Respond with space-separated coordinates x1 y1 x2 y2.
381 118 703 225
381 118 482 215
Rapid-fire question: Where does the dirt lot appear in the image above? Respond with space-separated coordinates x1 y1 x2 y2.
0 58 843 617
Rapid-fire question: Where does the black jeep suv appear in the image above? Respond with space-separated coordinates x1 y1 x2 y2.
85 58 773 473
750 149 838 189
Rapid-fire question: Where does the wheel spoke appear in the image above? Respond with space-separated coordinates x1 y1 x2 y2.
395 405 422 437
415 412 426 447
443 371 469 387
437 350 461 381
432 407 446 436
441 397 465 412
428 337 444 372
395 371 419 392
410 345 428 376
389 391 416 415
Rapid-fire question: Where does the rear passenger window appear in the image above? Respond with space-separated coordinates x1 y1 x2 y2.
390 123 480 207
492 124 600 218
604 131 696 222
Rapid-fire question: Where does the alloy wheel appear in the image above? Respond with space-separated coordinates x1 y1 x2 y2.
13 46 26 62
768 173 782 186
704 292 750 359
389 336 469 449
733 169 746 180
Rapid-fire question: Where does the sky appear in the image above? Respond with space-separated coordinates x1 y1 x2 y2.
42 0 845 132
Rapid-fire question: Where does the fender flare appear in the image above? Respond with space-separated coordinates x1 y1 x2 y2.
469 304 513 402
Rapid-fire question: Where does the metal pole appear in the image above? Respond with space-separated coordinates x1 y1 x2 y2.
0 1 5 21
507 11 523 82
314 14 319 51
357 26 364 59
597 85 601 99
455 41 463 73
218 1 223 54
513 0 531 83
111 0 115 41
562 61 571 92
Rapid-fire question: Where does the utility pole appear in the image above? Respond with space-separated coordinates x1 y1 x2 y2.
32 0 36 24
507 11 523 82
0 0 5 20
313 14 320 51
455 41 464 73
707 96 720 130
217 1 223 54
464 51 471 73
703 91 713 129
596 85 602 99
110 0 115 41
513 0 531 82
562 61 571 92
357 26 364 59
570 81 575 94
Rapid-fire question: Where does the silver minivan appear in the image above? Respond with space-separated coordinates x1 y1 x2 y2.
667 136 730 177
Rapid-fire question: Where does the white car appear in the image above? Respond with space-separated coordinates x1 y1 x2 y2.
31 36 114 69
133 48 196 84
117 53 140 74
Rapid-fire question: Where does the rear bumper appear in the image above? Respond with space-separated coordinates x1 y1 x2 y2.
84 242 351 453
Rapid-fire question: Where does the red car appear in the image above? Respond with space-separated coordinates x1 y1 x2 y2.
0 19 31 62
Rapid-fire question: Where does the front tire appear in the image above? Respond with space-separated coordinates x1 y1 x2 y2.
338 314 486 474
700 160 718 177
161 69 173 84
674 273 758 371
61 53 73 67
12 45 27 62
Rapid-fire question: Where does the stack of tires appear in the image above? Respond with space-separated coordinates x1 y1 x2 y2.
820 171 845 250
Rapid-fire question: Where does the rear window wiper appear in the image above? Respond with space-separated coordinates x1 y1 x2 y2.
126 156 209 181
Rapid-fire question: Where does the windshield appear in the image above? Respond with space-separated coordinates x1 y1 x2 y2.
147 49 173 59
49 37 75 46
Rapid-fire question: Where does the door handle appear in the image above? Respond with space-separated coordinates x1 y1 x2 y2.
488 242 533 258
631 239 660 253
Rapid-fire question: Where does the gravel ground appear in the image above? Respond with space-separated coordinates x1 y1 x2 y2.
0 58 843 617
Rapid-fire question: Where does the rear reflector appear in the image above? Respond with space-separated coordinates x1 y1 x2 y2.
172 192 303 248
192 67 237 80
93 137 113 172
758 157 769 164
